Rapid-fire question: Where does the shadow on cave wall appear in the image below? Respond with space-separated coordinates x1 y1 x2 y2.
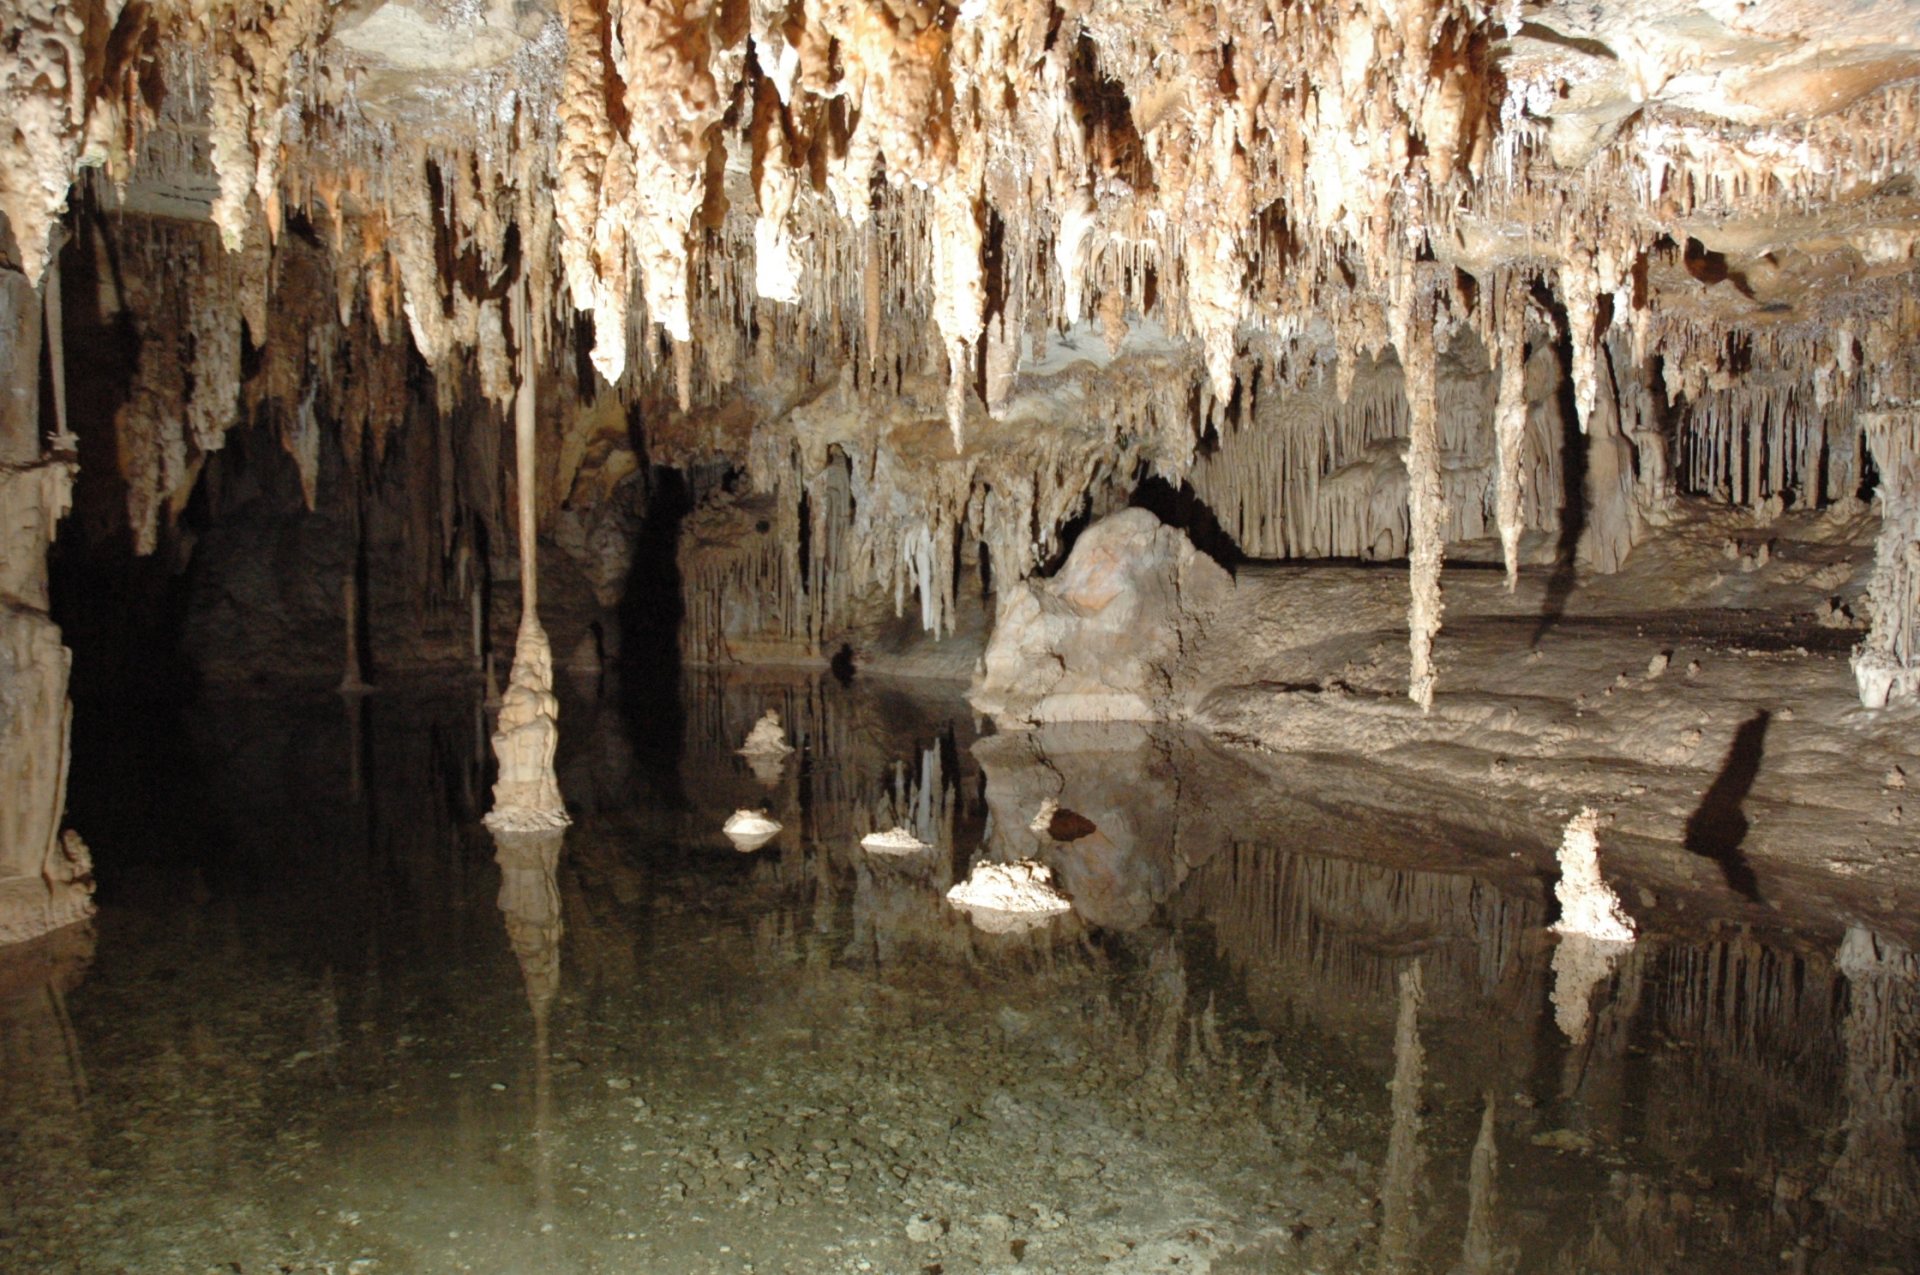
614 464 694 809
1682 709 1770 903
1128 474 1246 571
1531 289 1589 649
48 213 200 702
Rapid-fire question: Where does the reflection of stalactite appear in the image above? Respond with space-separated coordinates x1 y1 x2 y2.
1377 961 1425 1273
1142 938 1189 1079
1459 1092 1508 1275
1822 926 1920 1241
1186 843 1545 1048
1653 934 1843 1121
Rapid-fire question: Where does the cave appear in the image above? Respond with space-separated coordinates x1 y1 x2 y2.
2 0 1918 1269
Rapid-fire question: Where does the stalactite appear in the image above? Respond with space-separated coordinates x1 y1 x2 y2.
1494 276 1528 591
1402 299 1445 711
0 0 88 285
1852 408 1920 707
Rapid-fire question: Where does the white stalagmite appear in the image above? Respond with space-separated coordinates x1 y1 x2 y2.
1852 409 1920 707
722 809 782 851
486 284 569 832
1548 807 1635 1043
860 827 934 855
1550 808 1635 941
947 859 1072 932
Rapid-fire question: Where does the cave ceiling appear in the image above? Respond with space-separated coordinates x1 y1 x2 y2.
2 0 1916 437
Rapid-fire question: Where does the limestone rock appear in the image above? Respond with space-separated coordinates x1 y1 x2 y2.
971 510 1232 725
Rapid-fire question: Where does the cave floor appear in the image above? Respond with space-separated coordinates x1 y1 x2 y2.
0 673 1913 1274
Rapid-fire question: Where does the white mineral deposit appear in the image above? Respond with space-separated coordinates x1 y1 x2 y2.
859 827 933 855
722 809 782 853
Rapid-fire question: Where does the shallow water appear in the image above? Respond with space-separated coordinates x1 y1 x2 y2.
2 673 1915 1274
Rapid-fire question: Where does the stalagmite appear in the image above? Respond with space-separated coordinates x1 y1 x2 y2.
859 827 934 855
946 859 1072 933
1852 409 1920 708
738 710 793 758
485 285 568 832
1550 808 1635 942
1549 809 1635 1044
722 809 781 852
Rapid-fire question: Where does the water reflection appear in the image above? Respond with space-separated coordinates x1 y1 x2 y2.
491 825 565 1247
0 923 94 1232
0 674 1911 1274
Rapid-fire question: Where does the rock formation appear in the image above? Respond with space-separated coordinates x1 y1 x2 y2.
971 509 1232 724
0 250 90 945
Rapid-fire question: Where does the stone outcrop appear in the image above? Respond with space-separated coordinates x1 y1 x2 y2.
0 250 90 945
971 509 1232 725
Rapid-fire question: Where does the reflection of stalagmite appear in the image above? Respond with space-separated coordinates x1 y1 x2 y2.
1378 961 1426 1274
1459 1092 1507 1275
1822 926 1920 1239
738 710 793 786
1551 932 1631 1046
486 284 567 831
1142 938 1189 1078
491 826 564 1234
0 924 96 1211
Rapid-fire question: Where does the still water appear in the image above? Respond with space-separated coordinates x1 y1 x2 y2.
2 673 1914 1274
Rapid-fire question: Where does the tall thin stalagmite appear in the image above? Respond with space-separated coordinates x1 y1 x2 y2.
485 280 568 830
